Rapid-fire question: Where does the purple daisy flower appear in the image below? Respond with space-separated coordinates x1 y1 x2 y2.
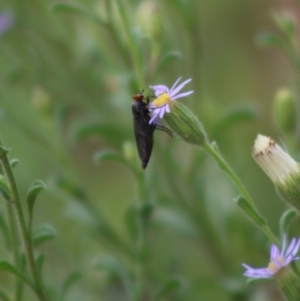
243 235 300 279
0 12 14 35
149 77 193 124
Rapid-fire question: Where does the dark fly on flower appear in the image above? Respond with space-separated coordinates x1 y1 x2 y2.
132 91 172 169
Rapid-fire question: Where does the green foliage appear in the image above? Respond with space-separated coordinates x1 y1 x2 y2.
0 0 300 300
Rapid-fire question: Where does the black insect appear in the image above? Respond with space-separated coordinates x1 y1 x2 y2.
132 91 172 169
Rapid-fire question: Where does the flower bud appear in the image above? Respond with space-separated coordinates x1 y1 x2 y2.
273 88 296 134
163 101 207 146
253 134 300 210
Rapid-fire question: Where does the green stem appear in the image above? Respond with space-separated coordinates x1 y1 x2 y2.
6 204 23 301
114 0 145 88
0 148 48 301
203 141 278 244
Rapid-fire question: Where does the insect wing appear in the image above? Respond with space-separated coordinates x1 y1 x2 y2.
132 101 155 169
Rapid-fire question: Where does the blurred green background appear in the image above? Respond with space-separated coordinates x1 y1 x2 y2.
0 0 299 300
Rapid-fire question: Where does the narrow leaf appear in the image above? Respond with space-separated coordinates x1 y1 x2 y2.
153 207 197 237
235 196 266 228
32 225 56 247
139 202 154 230
255 31 285 49
94 150 135 172
0 261 33 288
60 271 81 301
154 278 181 301
50 3 105 25
0 288 11 301
95 256 134 300
155 52 181 79
212 106 257 138
72 122 127 148
52 176 87 202
9 159 19 168
0 175 11 201
247 277 272 285
279 209 297 237
0 211 10 247
36 254 45 278
26 180 46 214
125 204 139 240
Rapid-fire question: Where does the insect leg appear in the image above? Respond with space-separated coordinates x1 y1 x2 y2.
155 125 173 137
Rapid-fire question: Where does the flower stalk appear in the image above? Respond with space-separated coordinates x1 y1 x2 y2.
203 141 278 244
148 78 278 243
0 145 48 301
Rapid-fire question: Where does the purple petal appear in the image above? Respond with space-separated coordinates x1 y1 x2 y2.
165 104 170 113
0 13 14 35
159 106 166 118
291 238 300 257
149 108 161 124
170 78 192 98
169 77 182 93
272 258 282 269
153 118 163 126
243 266 274 278
281 234 287 257
150 85 169 97
270 244 279 259
242 263 254 270
172 90 194 100
284 238 296 258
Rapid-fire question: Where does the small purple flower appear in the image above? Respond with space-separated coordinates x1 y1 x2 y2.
0 13 14 35
149 77 193 124
243 235 300 279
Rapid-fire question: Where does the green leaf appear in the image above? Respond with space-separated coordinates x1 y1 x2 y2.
60 271 81 301
50 3 105 25
10 159 19 168
235 196 266 228
139 202 154 230
125 204 139 240
247 277 272 285
210 141 221 155
153 207 197 237
0 261 34 288
0 288 11 301
255 31 285 49
0 175 11 201
154 278 181 301
95 256 134 300
32 225 56 247
36 253 45 278
72 122 127 148
0 211 10 247
94 150 134 172
155 52 181 79
212 106 257 138
53 176 87 202
26 180 46 214
279 208 297 237
272 12 295 37
125 202 155 240
0 146 10 156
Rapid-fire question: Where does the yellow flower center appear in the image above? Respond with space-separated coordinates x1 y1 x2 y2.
268 256 285 272
153 92 171 107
